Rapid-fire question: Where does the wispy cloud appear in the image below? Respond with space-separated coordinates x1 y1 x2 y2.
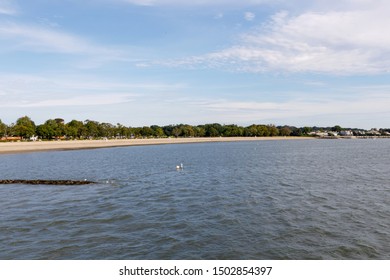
0 22 122 56
244 12 255 21
0 73 185 108
200 93 390 128
0 0 18 15
165 4 390 75
121 0 273 6
14 94 135 108
0 21 134 70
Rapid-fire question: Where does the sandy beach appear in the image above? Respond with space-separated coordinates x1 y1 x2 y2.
0 137 314 155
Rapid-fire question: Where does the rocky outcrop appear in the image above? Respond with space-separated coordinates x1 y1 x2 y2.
0 179 95 185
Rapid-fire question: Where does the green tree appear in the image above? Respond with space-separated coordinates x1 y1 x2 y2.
257 125 270 136
151 125 165 138
66 120 85 139
194 126 206 137
291 127 303 136
302 126 312 135
115 123 134 138
332 125 343 132
13 116 36 139
267 125 279 136
181 125 195 137
206 127 219 137
36 119 65 139
172 126 182 137
140 126 154 137
244 125 258 136
279 126 292 136
223 124 243 137
204 123 223 137
84 120 99 138
99 122 115 138
0 119 7 137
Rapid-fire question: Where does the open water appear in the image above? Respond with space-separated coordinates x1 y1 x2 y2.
0 139 389 259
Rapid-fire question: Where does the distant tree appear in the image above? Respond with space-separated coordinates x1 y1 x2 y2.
130 127 142 138
66 120 85 139
194 126 206 137
181 125 195 137
332 125 343 132
115 123 129 138
212 123 224 136
244 125 257 136
36 119 65 139
257 125 270 136
84 120 99 138
291 127 303 136
279 126 292 136
268 125 279 136
172 126 182 138
302 126 312 135
162 125 173 137
150 125 165 138
13 116 36 139
206 126 219 137
98 122 115 138
223 124 243 137
36 123 53 139
140 126 154 137
0 119 7 137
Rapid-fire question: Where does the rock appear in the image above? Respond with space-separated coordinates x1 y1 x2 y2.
0 179 95 185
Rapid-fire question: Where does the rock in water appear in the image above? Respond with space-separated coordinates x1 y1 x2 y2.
0 179 95 185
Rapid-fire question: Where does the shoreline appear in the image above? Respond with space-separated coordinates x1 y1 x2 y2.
0 137 314 155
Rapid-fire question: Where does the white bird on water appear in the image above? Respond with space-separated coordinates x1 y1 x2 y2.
176 163 184 170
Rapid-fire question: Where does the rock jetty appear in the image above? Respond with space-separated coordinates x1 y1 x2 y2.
0 179 95 185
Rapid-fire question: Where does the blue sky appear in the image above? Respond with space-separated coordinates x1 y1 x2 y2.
1 0 390 129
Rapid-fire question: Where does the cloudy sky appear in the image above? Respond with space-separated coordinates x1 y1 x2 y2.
1 0 389 128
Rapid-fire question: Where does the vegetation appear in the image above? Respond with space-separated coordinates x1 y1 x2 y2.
0 116 389 141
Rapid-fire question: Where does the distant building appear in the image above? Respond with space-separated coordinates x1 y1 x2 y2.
366 129 381 136
339 130 353 136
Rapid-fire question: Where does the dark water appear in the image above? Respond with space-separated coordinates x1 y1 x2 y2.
0 139 389 259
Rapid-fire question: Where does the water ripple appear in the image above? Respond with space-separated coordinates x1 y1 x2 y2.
1 140 390 259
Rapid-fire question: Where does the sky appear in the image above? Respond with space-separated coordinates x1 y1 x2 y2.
0 0 390 129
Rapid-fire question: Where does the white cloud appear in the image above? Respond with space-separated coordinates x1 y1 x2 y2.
16 94 135 108
0 22 121 56
0 73 184 109
123 0 154 6
200 93 390 128
121 0 273 6
166 3 390 75
244 12 255 21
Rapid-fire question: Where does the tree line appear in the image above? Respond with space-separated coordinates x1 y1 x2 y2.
1 116 388 140
0 116 301 140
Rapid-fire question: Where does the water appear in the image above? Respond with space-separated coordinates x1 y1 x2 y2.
0 139 389 259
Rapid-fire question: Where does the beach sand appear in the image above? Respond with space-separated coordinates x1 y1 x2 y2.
0 137 314 155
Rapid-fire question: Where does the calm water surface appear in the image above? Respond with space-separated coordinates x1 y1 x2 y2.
0 139 389 259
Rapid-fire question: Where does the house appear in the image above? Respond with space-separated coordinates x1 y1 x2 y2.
339 130 353 136
366 129 381 136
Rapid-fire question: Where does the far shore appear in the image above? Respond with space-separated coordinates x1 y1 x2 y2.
0 137 314 155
